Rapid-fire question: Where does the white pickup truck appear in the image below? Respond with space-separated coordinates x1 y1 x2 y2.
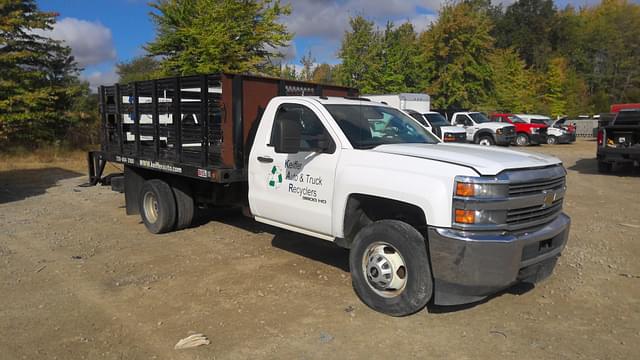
451 112 517 146
91 74 571 316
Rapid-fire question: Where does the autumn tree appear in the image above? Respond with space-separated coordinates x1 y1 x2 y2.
146 0 292 76
0 0 82 146
485 48 537 113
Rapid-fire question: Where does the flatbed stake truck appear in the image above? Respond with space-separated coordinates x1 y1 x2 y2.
87 73 571 316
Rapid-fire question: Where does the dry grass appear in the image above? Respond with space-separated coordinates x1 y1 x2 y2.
0 147 90 173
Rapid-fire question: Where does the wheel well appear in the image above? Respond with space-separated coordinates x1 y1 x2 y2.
342 194 427 248
474 131 494 142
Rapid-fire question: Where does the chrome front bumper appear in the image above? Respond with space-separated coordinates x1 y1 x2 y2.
428 213 571 305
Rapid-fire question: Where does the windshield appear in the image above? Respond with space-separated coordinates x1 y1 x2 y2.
507 115 526 123
324 104 440 149
532 118 553 126
469 112 492 123
424 113 451 126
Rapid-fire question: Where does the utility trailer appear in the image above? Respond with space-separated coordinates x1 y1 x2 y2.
88 73 356 231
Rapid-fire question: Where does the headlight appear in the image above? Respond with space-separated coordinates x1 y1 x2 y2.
496 128 503 135
531 128 538 134
455 181 508 198
453 177 509 227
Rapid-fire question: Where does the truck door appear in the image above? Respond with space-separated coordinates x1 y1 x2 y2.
454 114 476 142
248 101 339 236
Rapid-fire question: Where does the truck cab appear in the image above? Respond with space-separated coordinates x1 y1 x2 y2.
451 112 516 146
490 113 548 146
405 110 466 142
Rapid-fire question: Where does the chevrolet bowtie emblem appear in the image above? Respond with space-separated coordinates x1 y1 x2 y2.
542 191 555 208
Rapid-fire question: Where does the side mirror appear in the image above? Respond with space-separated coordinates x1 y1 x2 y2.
273 117 302 154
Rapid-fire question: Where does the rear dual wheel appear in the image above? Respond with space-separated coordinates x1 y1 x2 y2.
139 179 194 234
349 220 433 316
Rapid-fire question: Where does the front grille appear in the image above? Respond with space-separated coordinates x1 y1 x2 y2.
504 126 516 136
509 176 565 196
507 200 563 225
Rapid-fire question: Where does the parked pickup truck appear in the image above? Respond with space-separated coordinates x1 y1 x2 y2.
490 113 548 146
451 112 516 146
517 114 574 144
597 109 640 172
405 109 467 142
88 73 571 316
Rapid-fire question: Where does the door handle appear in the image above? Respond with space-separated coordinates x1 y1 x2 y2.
257 156 273 163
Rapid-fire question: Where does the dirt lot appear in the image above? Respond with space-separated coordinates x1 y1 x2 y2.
1 140 639 359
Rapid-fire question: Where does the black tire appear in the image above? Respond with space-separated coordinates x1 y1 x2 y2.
597 161 613 173
476 134 495 146
139 179 177 234
515 133 530 146
546 135 557 145
349 220 432 316
171 180 195 230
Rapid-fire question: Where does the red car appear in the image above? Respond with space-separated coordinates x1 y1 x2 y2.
490 113 549 146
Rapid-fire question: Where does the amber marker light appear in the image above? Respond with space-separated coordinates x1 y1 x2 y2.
456 182 475 197
455 209 476 224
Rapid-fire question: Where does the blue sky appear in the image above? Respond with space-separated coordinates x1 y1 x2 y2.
35 0 626 88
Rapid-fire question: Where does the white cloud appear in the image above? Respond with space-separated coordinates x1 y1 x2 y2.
81 68 119 90
36 17 117 67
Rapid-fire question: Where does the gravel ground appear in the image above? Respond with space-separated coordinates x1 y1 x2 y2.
0 139 639 359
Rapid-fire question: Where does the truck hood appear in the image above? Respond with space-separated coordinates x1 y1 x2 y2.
477 122 513 130
372 143 562 176
439 126 466 134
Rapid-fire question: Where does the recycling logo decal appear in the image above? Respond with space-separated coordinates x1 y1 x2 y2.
268 165 284 189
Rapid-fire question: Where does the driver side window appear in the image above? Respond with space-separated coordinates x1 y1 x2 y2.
270 103 334 153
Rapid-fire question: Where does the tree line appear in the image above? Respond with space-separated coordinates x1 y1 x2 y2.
2 0 639 148
331 0 640 117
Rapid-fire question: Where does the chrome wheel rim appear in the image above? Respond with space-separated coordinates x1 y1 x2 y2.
547 137 556 144
362 242 407 298
143 191 159 223
479 138 491 146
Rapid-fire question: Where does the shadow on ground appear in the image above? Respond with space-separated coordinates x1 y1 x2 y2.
569 158 639 177
0 167 83 204
194 207 350 272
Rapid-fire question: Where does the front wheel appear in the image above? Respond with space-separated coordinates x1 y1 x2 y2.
349 220 433 316
516 133 530 146
477 135 494 146
546 135 557 145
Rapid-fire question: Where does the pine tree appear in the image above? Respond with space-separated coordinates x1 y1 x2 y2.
146 0 292 76
0 0 81 145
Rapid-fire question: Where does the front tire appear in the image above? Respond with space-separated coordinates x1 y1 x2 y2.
547 135 557 145
349 220 432 316
477 135 494 146
516 133 530 146
139 179 177 234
